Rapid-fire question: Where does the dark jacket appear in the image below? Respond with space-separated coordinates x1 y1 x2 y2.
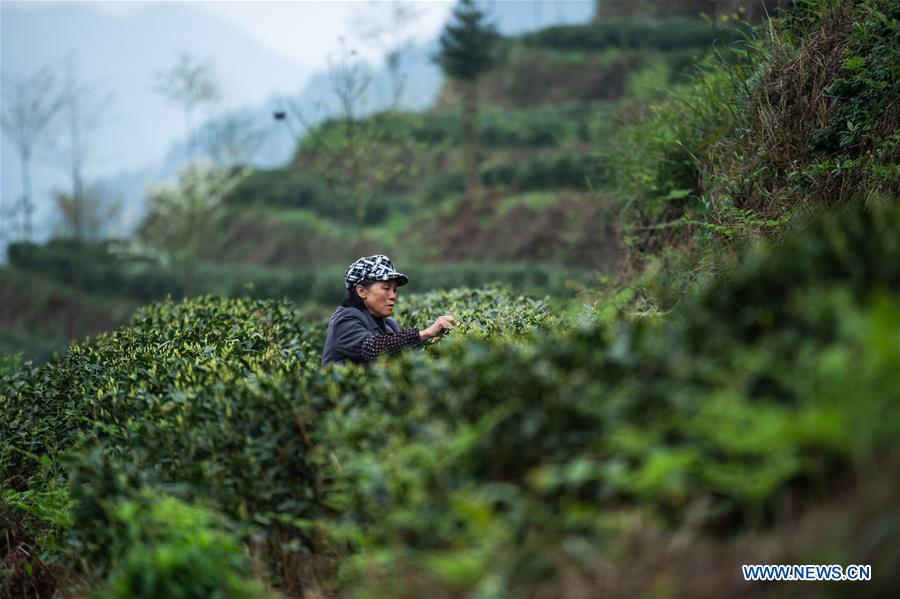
321 306 401 366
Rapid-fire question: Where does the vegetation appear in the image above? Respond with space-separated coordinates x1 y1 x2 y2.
2 0 898 596
141 162 248 296
6 239 591 305
435 0 503 205
609 0 899 256
3 205 899 596
522 17 754 51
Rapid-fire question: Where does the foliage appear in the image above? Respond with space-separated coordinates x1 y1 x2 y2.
316 204 900 596
152 51 221 160
0 289 549 529
0 352 24 381
92 490 269 599
522 18 754 52
434 0 503 82
609 0 899 256
51 181 122 241
5 206 898 596
810 0 899 153
6 240 590 306
481 152 607 191
1 481 73 599
222 168 415 227
703 0 900 231
312 102 615 150
6 239 174 301
1 65 65 240
425 153 606 202
4 4 899 593
141 161 248 295
223 168 335 211
434 0 504 205
394 285 561 342
607 42 763 252
152 52 221 113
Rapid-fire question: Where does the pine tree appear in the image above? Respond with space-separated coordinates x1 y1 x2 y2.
435 0 501 207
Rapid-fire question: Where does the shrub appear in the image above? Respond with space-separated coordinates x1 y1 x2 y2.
223 168 348 214
6 239 169 297
93 490 269 599
428 154 606 202
5 206 899 596
5 238 593 308
607 45 760 252
1 482 73 599
314 205 900 595
522 18 754 52
482 153 608 190
1 296 320 504
609 0 899 255
0 286 553 542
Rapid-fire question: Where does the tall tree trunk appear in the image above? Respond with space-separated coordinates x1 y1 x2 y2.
185 107 193 162
69 95 85 241
387 51 403 110
345 113 367 243
21 149 33 241
462 78 481 209
184 192 196 298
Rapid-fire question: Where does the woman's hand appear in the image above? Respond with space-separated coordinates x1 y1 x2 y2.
420 314 457 341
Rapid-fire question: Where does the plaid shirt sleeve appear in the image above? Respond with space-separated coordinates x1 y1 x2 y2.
360 328 423 361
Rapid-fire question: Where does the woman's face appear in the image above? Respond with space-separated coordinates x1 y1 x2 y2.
358 280 399 318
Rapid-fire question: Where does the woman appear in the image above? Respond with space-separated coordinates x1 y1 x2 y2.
321 254 456 366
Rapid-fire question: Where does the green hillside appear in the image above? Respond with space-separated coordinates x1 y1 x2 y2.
3 15 737 361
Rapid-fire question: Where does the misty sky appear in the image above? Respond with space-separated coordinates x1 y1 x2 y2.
8 1 456 73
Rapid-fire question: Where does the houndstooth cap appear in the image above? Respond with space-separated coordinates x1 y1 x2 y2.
344 254 409 289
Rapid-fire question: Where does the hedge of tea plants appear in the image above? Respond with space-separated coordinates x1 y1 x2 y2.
2 206 899 596
321 205 900 595
0 287 553 594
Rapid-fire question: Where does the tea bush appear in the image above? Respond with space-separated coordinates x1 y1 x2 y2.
313 205 900 595
395 285 561 341
3 207 898 596
522 18 754 52
1 297 321 513
92 489 270 599
0 285 556 591
6 239 593 305
0 287 551 510
6 239 172 298
223 168 339 213
426 153 606 201
307 102 614 152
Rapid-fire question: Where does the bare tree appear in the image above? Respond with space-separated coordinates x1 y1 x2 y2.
141 161 247 297
52 181 122 240
1 66 63 240
200 110 268 167
351 1 424 109
47 53 115 241
276 39 410 240
153 51 222 162
328 38 372 236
